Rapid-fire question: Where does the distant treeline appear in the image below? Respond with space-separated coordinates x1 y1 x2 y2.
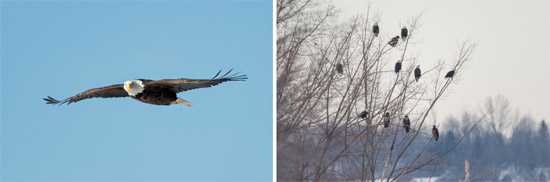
435 112 549 181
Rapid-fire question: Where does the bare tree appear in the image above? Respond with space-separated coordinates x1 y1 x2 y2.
277 0 479 181
482 95 515 135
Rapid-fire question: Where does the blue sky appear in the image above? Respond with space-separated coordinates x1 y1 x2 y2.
1 1 272 181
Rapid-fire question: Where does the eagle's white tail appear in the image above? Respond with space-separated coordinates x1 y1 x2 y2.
174 98 193 107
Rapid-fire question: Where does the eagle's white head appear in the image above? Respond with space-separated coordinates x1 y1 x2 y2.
123 80 145 96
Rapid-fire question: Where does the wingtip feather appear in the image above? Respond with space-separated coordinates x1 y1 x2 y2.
229 74 248 81
212 69 248 81
44 96 59 104
43 96 67 105
211 70 222 79
220 68 233 78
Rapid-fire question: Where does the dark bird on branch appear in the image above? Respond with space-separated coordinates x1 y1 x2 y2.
384 112 390 128
373 23 379 37
414 65 421 82
403 115 411 133
336 63 343 74
43 69 247 106
445 69 455 78
401 27 408 41
432 125 439 141
395 61 402 73
358 110 368 119
388 36 399 47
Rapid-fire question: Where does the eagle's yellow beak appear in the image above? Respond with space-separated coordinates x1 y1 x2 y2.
125 83 131 90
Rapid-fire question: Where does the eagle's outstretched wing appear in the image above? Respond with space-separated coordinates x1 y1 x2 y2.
44 84 128 105
148 69 248 93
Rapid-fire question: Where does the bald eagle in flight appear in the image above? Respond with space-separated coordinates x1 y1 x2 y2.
373 23 379 37
43 70 247 106
445 69 455 78
432 125 439 141
414 65 421 82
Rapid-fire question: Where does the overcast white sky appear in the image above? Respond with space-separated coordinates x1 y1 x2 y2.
333 0 549 123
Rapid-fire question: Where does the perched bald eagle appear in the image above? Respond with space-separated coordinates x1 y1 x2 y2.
383 112 390 128
401 27 408 41
373 23 379 37
414 65 421 82
403 115 411 133
44 70 247 106
432 125 439 141
388 36 399 47
395 61 402 73
358 110 368 119
336 63 343 74
445 69 455 78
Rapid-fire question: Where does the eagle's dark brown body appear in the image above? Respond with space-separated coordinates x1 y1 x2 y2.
133 84 178 105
